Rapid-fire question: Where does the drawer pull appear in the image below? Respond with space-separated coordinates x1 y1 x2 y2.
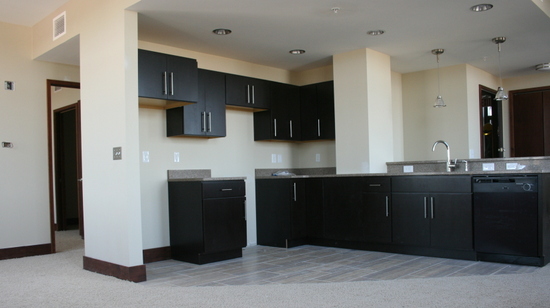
369 183 382 187
221 188 233 192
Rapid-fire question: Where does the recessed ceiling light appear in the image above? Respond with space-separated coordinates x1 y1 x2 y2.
367 30 385 36
212 28 232 35
289 49 306 55
536 63 550 71
470 4 494 12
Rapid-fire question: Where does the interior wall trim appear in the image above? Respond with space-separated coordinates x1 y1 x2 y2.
0 244 52 260
143 246 171 263
83 256 147 282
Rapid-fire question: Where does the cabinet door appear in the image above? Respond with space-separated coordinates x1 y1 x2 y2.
323 177 365 241
290 179 307 240
203 197 246 253
255 179 291 247
138 49 167 99
166 54 198 103
226 74 270 109
317 81 335 139
430 193 473 251
362 193 392 243
254 83 300 141
203 70 226 137
305 178 324 239
299 84 319 141
392 193 430 246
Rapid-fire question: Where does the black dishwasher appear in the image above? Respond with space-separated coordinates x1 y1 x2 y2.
473 175 539 265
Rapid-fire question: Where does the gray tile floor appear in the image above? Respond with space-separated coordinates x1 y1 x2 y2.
140 245 540 287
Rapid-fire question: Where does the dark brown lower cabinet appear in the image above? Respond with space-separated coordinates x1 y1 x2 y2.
168 180 246 264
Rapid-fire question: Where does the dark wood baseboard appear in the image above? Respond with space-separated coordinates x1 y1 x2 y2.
83 256 147 282
143 246 171 263
0 243 52 260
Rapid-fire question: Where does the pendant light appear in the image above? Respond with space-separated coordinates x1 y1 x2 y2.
492 37 508 101
432 49 446 108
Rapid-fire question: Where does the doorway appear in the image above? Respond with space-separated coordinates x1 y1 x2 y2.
47 80 81 253
479 85 504 158
509 86 550 157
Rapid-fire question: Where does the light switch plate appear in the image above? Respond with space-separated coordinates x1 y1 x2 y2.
113 147 122 160
506 163 518 170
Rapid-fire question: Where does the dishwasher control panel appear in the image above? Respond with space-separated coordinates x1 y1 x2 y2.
473 176 538 193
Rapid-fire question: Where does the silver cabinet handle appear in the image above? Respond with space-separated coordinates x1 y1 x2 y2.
208 112 212 132
293 182 297 201
385 196 389 217
201 112 206 132
170 72 174 96
251 85 255 104
317 119 321 137
163 72 168 95
247 85 250 104
221 188 233 192
430 197 434 219
290 120 293 138
274 119 277 137
424 197 427 218
369 184 381 187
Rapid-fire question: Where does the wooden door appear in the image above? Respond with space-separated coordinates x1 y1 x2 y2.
510 87 550 157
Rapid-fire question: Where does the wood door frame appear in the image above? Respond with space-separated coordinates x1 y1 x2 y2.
508 85 550 157
478 85 497 158
47 80 81 253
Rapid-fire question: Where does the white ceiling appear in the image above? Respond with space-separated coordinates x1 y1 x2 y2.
2 0 550 78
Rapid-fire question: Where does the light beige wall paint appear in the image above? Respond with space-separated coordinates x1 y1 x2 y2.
0 21 79 249
291 65 334 86
505 73 550 91
402 64 469 161
392 71 404 162
75 1 143 266
333 48 393 174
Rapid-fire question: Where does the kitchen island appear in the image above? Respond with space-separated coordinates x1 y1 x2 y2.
255 157 550 266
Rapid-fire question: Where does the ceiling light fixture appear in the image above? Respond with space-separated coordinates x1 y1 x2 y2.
367 30 385 36
492 37 508 101
289 49 306 55
432 49 446 108
536 63 550 71
331 7 340 13
470 4 494 12
212 28 232 35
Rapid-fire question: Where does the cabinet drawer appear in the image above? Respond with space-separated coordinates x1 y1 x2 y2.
392 176 471 193
203 181 245 199
363 177 391 192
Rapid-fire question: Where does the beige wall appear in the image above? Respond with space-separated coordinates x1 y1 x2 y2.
0 21 79 249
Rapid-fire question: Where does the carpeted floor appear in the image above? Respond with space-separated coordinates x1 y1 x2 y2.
1 230 549 307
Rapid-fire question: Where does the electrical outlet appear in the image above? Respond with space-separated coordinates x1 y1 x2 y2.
142 151 149 163
403 165 414 173
482 163 494 171
277 154 282 163
174 152 180 162
271 154 277 163
113 147 122 160
315 154 321 162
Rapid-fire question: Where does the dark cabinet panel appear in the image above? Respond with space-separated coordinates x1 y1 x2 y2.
256 179 307 248
300 81 335 141
166 69 226 137
168 180 246 264
323 177 391 243
254 82 301 141
391 176 473 251
226 74 270 109
138 49 198 103
305 178 324 240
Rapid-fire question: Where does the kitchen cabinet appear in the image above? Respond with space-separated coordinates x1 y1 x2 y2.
166 69 226 137
391 176 472 251
225 74 270 110
138 49 198 103
168 180 246 264
253 82 301 141
323 177 391 243
256 178 307 248
300 81 335 141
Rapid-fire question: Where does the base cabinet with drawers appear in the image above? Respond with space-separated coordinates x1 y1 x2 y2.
168 180 246 264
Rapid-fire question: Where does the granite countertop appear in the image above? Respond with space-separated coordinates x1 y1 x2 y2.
167 169 246 182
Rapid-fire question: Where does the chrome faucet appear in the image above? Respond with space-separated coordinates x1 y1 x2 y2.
432 140 456 172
